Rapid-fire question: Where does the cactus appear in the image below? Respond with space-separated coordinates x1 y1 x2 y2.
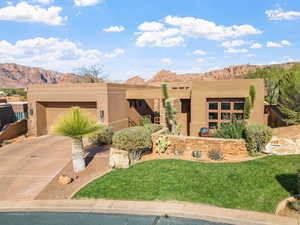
249 85 256 108
162 83 180 135
244 85 256 120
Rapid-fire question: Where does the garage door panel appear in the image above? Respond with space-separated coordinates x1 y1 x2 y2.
38 102 97 134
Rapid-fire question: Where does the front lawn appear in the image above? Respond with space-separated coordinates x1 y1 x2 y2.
74 156 300 213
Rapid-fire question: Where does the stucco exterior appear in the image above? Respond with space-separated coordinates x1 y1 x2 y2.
27 79 266 137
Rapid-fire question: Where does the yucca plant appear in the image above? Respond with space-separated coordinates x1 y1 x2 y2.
52 107 100 173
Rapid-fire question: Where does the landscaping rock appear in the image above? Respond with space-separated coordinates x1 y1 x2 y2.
109 148 130 169
57 175 73 185
264 136 300 155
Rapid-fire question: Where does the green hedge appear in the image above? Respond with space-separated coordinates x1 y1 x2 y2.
112 126 153 152
143 123 161 134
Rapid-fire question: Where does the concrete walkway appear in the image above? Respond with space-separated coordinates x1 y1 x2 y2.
0 200 298 225
0 135 72 200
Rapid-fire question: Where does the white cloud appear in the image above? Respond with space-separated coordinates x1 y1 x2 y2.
283 56 296 62
138 22 164 31
281 40 292 46
247 54 256 57
164 15 262 40
135 15 261 47
250 43 262 49
221 40 247 48
267 42 282 48
0 2 66 26
104 48 125 58
265 8 300 21
31 0 54 5
0 37 124 72
161 58 172 64
103 25 125 32
192 49 206 55
74 0 104 7
224 48 248 53
266 40 292 48
136 28 184 47
196 58 205 63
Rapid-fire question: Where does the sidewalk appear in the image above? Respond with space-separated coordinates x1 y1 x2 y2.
0 199 298 225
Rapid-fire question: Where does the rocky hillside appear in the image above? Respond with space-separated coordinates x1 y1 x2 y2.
126 62 299 85
124 76 146 85
0 63 86 88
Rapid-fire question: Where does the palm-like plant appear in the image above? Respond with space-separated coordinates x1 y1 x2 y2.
52 107 100 173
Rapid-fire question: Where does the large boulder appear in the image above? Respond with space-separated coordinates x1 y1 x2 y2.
264 136 300 155
109 148 130 169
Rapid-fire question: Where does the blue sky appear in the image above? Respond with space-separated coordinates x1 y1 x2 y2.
0 0 299 81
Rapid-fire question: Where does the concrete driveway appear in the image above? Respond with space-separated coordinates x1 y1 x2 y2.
0 135 72 200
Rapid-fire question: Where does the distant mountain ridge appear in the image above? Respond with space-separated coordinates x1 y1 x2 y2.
0 63 86 88
1 62 299 88
125 62 299 85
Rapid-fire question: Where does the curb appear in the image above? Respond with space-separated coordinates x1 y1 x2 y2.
0 199 298 225
68 169 111 199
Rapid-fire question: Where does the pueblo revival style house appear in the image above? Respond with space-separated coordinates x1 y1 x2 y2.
27 79 266 137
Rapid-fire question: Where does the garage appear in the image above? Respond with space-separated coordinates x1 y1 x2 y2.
36 102 97 135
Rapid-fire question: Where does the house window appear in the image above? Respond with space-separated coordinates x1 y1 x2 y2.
209 112 218 120
221 113 231 120
207 98 245 129
221 103 231 110
209 122 218 129
234 103 244 110
209 102 218 110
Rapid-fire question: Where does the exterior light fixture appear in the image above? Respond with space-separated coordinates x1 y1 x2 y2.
100 110 104 122
29 109 33 116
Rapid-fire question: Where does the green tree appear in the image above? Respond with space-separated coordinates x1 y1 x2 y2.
53 107 100 173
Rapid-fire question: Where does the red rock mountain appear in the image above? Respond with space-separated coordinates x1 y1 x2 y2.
124 76 146 85
0 63 85 88
126 62 299 85
1 62 298 88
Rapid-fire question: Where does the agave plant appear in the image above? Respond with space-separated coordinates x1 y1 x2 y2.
52 107 100 173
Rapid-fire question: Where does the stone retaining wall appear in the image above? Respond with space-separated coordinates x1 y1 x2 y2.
152 129 249 157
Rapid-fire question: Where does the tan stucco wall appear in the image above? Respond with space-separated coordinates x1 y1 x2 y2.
28 83 112 136
27 79 265 137
190 79 265 136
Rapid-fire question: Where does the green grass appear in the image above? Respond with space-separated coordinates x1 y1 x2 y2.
74 156 300 213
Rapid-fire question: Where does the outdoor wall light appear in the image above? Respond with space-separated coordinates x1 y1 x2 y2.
100 110 104 121
29 109 33 116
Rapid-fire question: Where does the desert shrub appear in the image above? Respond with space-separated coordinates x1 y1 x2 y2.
143 123 161 134
244 125 272 154
208 149 224 161
156 136 171 154
214 120 247 139
112 126 152 152
289 199 300 212
89 125 114 146
192 150 202 159
139 117 152 126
